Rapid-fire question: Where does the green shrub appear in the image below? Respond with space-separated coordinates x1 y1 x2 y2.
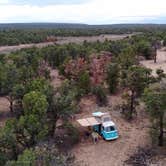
65 123 80 146
77 71 91 95
92 85 107 106
5 145 74 166
5 149 36 166
107 63 119 94
55 122 80 150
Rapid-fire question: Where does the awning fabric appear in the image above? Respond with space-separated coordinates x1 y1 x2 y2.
77 117 100 127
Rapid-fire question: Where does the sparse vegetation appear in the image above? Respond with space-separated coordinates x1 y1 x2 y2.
92 85 107 106
0 25 166 165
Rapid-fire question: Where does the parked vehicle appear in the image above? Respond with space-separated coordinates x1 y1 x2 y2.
77 112 118 140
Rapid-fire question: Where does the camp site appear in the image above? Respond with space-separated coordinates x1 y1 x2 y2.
0 2 166 165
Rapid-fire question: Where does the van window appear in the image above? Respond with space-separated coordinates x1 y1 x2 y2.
104 126 115 132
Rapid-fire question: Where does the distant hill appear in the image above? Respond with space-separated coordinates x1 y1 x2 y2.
0 23 89 30
1 23 166 30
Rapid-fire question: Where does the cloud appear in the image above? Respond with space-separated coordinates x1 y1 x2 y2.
8 0 89 6
0 0 166 24
0 0 9 4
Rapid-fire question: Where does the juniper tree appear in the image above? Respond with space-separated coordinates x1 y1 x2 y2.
143 78 166 146
122 66 151 119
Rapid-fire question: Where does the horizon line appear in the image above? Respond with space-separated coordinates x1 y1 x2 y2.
1 22 166 25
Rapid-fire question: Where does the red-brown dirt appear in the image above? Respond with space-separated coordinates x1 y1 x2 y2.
0 97 10 128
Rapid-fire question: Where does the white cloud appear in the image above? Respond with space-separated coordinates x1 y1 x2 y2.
0 0 166 24
0 0 9 4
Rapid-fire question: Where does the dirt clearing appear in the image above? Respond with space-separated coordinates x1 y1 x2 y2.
0 34 132 54
72 95 151 166
140 48 166 76
49 69 163 166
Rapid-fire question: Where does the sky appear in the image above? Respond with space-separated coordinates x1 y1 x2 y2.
0 0 166 24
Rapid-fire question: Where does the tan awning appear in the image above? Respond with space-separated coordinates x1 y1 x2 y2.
77 117 100 127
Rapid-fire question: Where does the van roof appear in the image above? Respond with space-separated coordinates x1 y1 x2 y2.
103 121 115 127
92 111 109 117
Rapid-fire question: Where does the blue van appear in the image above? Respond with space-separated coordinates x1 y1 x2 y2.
93 121 118 140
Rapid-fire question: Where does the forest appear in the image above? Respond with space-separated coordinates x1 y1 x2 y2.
1 23 166 46
0 28 165 165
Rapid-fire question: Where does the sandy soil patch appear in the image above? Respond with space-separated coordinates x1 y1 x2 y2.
57 34 132 45
50 69 64 89
140 48 166 76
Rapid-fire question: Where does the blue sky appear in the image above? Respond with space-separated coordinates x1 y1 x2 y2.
0 0 166 24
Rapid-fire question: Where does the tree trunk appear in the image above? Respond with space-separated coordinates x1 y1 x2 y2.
154 54 157 63
50 114 58 137
10 100 13 113
154 48 157 63
130 90 134 119
12 145 19 160
158 115 164 146
30 134 36 146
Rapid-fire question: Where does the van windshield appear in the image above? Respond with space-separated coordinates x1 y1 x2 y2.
104 126 115 132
